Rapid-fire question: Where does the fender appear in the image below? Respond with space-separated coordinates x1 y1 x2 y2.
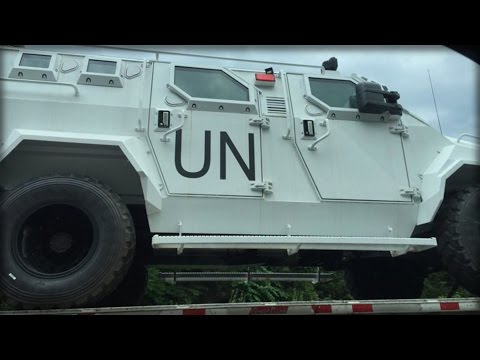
417 140 479 225
0 128 163 216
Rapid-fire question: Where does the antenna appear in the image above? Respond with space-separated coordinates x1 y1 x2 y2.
427 69 444 135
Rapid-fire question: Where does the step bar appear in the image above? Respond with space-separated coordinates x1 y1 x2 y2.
152 235 437 257
158 271 334 284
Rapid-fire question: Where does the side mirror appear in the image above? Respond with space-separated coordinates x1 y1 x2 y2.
356 82 403 116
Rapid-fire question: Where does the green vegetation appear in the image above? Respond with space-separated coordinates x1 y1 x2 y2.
0 267 472 310
139 266 471 306
421 271 472 298
0 302 13 311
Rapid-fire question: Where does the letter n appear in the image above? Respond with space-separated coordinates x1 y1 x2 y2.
220 132 255 181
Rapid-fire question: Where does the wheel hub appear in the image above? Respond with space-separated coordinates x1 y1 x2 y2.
14 204 95 276
49 232 74 254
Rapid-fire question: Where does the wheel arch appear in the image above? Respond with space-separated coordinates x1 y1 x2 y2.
0 129 164 230
417 142 480 225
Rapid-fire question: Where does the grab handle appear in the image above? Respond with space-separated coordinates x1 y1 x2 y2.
457 133 480 143
161 111 186 142
308 119 330 151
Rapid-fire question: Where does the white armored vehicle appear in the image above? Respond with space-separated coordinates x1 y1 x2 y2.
0 46 478 308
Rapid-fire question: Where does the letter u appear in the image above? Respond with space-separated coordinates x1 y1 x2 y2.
175 129 211 178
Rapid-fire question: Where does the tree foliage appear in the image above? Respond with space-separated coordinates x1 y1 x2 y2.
0 302 13 311
421 271 472 298
0 266 473 310
314 271 352 300
142 267 204 305
140 267 472 306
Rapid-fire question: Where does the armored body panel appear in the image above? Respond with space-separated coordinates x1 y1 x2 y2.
0 46 478 308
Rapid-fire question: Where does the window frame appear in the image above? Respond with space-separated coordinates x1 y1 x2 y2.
9 50 58 82
167 64 257 114
77 56 123 88
304 74 359 113
81 56 121 77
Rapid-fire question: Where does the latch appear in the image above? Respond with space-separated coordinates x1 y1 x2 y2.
400 187 422 202
390 121 409 138
249 117 270 129
303 119 315 137
158 110 170 128
154 110 172 132
251 181 273 194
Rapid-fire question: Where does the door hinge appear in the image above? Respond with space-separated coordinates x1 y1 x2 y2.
249 117 270 129
251 181 273 194
400 187 422 202
390 122 409 138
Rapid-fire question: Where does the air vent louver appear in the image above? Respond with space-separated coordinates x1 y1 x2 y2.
265 97 286 116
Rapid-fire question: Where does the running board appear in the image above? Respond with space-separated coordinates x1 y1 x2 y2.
151 235 437 257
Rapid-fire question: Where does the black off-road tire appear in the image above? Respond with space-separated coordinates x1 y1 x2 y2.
0 174 136 309
344 258 426 300
435 184 480 295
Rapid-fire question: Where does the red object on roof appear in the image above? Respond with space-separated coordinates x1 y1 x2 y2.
255 73 275 82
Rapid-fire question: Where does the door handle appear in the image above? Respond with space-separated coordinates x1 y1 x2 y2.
161 111 187 142
308 119 330 151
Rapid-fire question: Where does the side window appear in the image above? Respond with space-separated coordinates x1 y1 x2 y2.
174 66 249 101
19 54 52 68
9 52 58 82
309 78 356 108
87 59 117 74
77 57 123 88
